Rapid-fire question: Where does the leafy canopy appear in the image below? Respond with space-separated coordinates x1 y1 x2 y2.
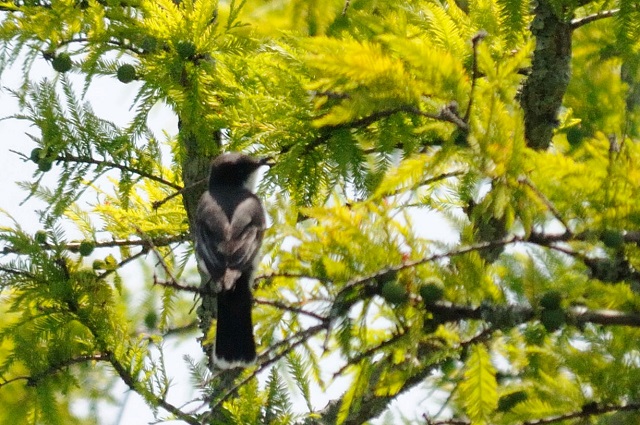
1 0 640 424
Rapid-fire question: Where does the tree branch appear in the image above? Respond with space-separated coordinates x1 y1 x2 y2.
518 176 571 233
0 354 109 390
106 351 200 425
1 234 189 256
341 236 521 293
464 30 487 123
205 323 329 415
327 328 496 424
153 276 200 293
522 401 640 425
284 103 468 156
341 0 350 16
0 265 36 279
97 247 148 281
152 177 206 210
519 0 573 149
58 154 182 190
571 9 619 30
254 297 328 322
423 301 640 330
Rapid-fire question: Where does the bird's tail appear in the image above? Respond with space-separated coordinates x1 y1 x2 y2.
214 273 256 369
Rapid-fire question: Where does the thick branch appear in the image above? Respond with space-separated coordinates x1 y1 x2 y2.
519 0 573 149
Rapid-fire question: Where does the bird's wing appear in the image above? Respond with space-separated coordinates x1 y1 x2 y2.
195 193 229 279
225 196 265 271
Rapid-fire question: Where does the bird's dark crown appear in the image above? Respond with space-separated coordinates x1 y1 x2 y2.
208 153 269 189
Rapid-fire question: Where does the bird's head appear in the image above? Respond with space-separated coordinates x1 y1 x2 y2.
208 153 273 191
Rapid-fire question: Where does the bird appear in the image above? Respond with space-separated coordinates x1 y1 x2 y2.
194 152 271 369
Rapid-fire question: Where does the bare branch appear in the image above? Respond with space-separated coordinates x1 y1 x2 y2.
571 307 640 327
342 236 521 291
255 271 332 284
0 265 36 279
137 226 183 288
153 276 200 293
571 9 619 30
58 153 182 190
2 233 190 256
152 178 206 210
341 0 350 16
331 331 410 378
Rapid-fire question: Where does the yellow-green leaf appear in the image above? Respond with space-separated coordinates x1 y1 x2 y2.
458 344 498 424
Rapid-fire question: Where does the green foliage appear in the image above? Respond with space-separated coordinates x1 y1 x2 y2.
458 344 498 424
2 0 640 424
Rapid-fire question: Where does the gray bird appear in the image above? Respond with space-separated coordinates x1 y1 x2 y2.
195 153 271 368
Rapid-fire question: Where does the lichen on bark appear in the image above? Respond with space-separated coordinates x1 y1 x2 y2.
520 0 574 150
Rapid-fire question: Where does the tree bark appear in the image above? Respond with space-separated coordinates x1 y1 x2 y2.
520 0 573 150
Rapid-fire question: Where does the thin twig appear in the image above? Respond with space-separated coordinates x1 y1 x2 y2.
57 36 145 55
342 236 521 291
571 9 619 30
372 170 466 200
153 276 200 293
0 354 109 390
58 154 182 190
464 30 487 123
162 321 198 337
424 417 470 425
518 176 572 234
0 265 36 279
254 298 327 322
522 401 640 425
152 178 206 210
137 226 182 288
341 0 350 16
97 248 148 281
254 271 332 284
332 331 409 378
292 104 468 156
106 351 200 425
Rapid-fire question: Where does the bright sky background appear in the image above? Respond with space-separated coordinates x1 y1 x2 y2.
0 54 457 424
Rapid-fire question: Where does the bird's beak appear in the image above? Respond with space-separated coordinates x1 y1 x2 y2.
260 156 276 167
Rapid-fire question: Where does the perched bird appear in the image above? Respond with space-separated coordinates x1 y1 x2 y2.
195 153 271 368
